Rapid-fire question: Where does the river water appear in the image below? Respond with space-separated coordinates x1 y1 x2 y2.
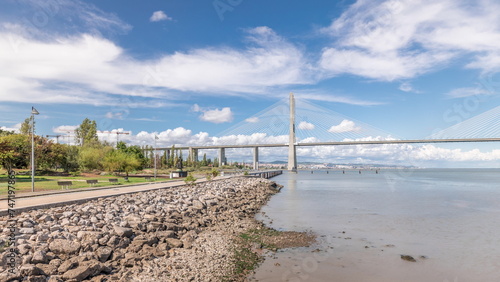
251 169 500 282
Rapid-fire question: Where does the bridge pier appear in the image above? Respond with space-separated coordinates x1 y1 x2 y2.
253 147 259 170
189 147 198 164
218 148 226 166
288 92 297 171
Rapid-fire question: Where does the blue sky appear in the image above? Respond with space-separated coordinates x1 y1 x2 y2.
1 0 499 166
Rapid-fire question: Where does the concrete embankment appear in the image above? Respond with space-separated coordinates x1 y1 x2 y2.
0 177 283 281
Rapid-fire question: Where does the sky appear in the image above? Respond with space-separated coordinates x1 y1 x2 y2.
1 0 500 167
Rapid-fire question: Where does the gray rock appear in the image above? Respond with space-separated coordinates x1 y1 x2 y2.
36 263 58 275
166 238 183 248
31 250 47 264
60 218 70 226
113 226 133 238
57 258 78 273
19 227 35 234
96 247 113 262
22 221 34 228
49 239 81 255
18 243 32 255
36 233 50 242
19 264 43 277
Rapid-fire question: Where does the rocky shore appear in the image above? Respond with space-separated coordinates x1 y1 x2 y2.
0 177 311 281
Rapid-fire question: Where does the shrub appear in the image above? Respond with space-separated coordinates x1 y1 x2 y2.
184 174 197 186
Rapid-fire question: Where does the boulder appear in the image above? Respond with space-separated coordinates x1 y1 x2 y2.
57 258 78 273
31 250 47 264
113 226 133 238
166 238 183 248
95 247 113 263
62 259 103 280
19 264 43 277
36 263 58 275
49 239 81 255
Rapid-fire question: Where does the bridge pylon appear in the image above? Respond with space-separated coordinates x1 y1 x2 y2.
288 92 297 172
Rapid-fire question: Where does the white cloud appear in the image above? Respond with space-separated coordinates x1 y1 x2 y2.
320 0 500 80
0 26 314 106
190 104 234 123
446 87 492 98
53 125 78 133
320 47 453 81
245 117 259 123
399 82 420 93
191 104 202 112
297 92 384 106
298 121 315 130
0 125 19 133
328 120 361 133
105 111 128 119
199 107 233 124
150 11 173 22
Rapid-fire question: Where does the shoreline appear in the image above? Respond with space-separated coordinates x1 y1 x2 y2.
0 176 314 281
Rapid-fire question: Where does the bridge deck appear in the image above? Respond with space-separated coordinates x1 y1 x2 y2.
153 138 500 150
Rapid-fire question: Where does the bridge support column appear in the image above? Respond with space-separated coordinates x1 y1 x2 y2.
189 147 198 164
288 92 297 171
218 148 226 167
253 147 259 170
164 149 170 163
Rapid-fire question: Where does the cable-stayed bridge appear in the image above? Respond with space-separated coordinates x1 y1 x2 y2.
157 93 500 170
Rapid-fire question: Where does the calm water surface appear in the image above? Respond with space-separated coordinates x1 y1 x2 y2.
251 169 500 282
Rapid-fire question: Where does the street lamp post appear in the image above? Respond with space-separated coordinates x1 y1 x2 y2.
154 135 158 181
31 107 39 192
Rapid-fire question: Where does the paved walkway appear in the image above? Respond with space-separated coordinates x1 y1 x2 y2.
0 176 236 215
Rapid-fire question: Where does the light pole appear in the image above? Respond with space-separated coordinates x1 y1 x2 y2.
154 135 159 181
31 107 39 192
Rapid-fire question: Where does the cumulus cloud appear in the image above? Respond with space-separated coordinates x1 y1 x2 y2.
298 121 315 130
446 87 492 98
191 104 234 124
0 125 19 133
320 0 500 80
53 125 78 133
328 120 361 133
245 117 259 123
199 107 233 124
150 11 173 22
0 26 313 106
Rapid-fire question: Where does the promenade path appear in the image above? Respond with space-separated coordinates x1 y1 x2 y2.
0 176 235 216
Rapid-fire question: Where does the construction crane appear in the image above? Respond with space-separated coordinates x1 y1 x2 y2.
98 131 130 145
45 135 62 143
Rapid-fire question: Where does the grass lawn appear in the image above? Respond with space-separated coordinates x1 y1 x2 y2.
0 171 168 197
0 167 243 197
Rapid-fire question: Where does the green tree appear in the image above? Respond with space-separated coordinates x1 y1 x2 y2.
117 141 146 169
0 128 14 136
78 145 111 171
169 145 175 168
0 134 30 170
75 118 98 146
63 145 80 172
162 150 168 168
20 117 33 135
201 153 208 166
103 149 141 177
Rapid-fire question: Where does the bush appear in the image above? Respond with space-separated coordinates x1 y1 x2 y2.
205 172 212 181
184 174 197 186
